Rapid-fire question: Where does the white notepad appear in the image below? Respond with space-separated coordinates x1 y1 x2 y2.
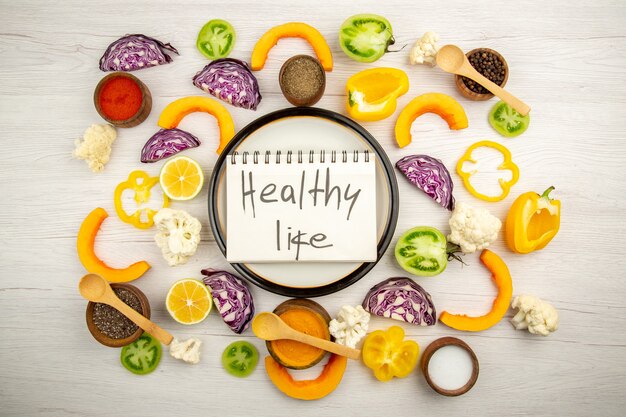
226 151 377 262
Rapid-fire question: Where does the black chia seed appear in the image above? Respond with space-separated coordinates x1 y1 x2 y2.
92 287 142 339
461 50 507 95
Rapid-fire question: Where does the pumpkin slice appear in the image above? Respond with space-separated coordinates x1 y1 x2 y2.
77 208 150 283
157 96 235 154
439 249 513 331
395 92 468 148
265 354 347 400
267 299 331 370
251 22 333 71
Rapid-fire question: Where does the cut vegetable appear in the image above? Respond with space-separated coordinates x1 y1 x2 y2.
488 101 530 138
157 96 235 154
339 14 394 63
159 156 204 201
222 341 259 378
192 58 262 110
439 249 513 332
396 154 455 211
77 208 150 283
345 67 409 121
362 326 419 382
395 226 448 277
267 299 331 370
395 93 468 148
456 140 520 202
114 170 169 229
265 354 348 400
196 19 236 59
140 128 200 163
251 22 333 71
201 269 255 334
120 333 162 375
362 277 436 326
99 34 178 72
165 279 212 325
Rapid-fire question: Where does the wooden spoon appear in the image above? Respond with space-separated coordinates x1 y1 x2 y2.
252 312 361 360
78 273 173 346
436 44 530 116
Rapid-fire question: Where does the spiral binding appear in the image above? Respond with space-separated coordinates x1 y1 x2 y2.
230 150 370 164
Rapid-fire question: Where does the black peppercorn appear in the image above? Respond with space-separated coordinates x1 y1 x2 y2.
461 50 507 95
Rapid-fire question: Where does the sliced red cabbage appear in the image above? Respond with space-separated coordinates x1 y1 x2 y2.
140 128 200 163
201 269 255 334
396 154 455 211
192 58 262 110
99 34 179 72
362 277 436 326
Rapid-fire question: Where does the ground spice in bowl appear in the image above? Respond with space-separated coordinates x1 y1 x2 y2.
455 48 508 100
92 287 142 339
93 72 152 127
279 55 326 106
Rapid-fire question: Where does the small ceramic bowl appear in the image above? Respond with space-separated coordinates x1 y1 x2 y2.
454 48 509 101
85 283 151 348
420 336 479 396
93 72 152 128
279 55 326 106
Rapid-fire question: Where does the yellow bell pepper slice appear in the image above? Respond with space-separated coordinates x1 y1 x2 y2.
114 170 169 229
362 326 419 382
345 68 409 121
505 186 561 254
456 140 519 202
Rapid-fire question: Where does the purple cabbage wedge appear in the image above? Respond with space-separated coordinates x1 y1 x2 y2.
192 58 262 110
201 269 255 334
362 277 436 326
140 128 200 163
99 34 179 72
396 154 455 211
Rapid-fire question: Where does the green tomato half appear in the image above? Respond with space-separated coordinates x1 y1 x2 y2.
395 226 448 277
221 341 259 378
120 333 162 375
488 101 530 138
339 14 394 63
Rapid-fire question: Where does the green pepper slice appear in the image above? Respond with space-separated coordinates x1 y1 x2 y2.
488 101 530 138
197 19 236 59
120 333 162 375
221 341 258 378
395 226 448 277
339 14 394 63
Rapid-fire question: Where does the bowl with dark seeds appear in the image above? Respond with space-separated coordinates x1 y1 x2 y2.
454 48 509 101
85 283 151 348
279 55 326 107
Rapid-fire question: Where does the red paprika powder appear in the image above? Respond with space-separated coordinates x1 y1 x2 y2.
98 76 143 121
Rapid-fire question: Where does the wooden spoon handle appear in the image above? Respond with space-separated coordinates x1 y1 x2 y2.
461 69 531 116
289 330 361 360
106 297 174 346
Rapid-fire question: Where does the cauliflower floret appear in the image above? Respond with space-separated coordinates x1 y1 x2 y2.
329 305 370 348
409 31 440 66
448 202 502 253
511 295 559 336
154 208 201 266
73 124 117 172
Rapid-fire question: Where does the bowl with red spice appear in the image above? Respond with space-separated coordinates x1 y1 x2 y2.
94 72 152 128
454 48 509 101
85 283 151 347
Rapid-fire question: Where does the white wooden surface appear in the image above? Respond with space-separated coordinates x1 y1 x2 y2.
1 1 625 416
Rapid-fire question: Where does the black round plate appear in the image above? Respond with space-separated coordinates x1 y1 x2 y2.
208 107 398 297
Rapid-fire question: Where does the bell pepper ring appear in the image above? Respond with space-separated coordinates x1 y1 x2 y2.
114 170 169 229
505 186 561 254
456 140 519 202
